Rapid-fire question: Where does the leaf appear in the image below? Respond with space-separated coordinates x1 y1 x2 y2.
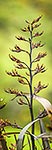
17 118 39 150
26 94 52 116
27 135 31 150
29 132 52 140
34 95 52 115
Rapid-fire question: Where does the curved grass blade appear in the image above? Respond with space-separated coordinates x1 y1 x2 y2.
17 118 39 150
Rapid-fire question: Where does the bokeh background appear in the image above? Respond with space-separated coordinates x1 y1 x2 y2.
0 0 52 125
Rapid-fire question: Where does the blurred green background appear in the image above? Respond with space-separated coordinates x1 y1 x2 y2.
0 0 52 125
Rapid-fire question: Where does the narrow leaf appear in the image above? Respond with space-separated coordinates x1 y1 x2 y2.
17 118 39 150
34 95 52 115
26 94 52 115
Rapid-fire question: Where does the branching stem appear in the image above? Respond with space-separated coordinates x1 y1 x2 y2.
29 27 35 150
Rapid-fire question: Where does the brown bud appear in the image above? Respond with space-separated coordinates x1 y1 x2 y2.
21 27 28 32
26 72 30 76
27 25 30 31
34 81 48 94
5 88 22 96
40 43 45 47
32 41 41 49
34 64 46 75
18 78 27 85
15 36 28 42
31 15 42 25
9 54 21 64
35 52 47 62
6 69 19 77
10 45 22 53
25 20 30 24
14 45 22 52
33 31 44 38
17 98 24 105
16 64 27 69
33 23 41 29
32 41 45 49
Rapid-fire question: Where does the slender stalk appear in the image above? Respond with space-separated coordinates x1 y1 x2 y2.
39 119 50 150
29 27 35 150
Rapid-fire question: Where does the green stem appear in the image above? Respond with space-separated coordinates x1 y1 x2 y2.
29 29 35 150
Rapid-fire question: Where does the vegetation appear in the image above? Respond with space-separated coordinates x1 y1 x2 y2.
0 16 52 150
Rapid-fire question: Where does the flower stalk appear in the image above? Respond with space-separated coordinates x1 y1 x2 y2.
1 15 51 150
29 27 35 150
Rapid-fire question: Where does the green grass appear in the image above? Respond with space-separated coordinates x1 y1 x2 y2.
3 126 43 150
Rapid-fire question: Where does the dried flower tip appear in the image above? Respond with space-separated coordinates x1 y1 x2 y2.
0 119 10 127
18 78 28 85
6 69 19 77
40 43 45 47
25 20 30 24
31 15 42 25
15 36 28 42
34 81 48 94
33 31 44 38
21 27 28 32
33 23 41 29
10 46 22 53
32 41 41 49
26 72 30 76
34 64 46 75
27 25 30 31
9 54 16 61
9 54 21 64
18 97 28 105
0 119 4 126
14 45 22 52
5 88 22 96
17 99 24 105
16 64 27 69
35 52 47 61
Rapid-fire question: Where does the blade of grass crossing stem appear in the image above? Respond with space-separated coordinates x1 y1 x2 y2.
16 118 39 150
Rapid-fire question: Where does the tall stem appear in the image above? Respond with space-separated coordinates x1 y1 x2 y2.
29 28 35 150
